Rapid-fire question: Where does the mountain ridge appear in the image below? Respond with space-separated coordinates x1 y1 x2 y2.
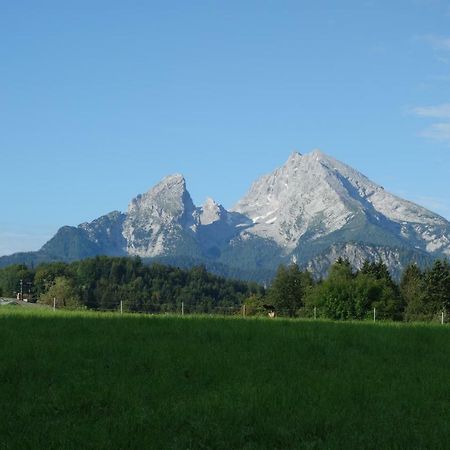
1 150 448 280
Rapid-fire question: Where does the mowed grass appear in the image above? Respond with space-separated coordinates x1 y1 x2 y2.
0 309 449 450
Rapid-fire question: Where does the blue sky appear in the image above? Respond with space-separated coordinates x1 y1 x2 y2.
1 0 450 255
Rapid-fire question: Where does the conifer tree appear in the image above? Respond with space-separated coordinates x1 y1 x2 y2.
400 264 425 320
424 260 450 315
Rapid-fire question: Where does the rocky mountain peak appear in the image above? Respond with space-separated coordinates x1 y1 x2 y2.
128 173 194 219
123 173 197 257
233 149 450 255
286 151 302 165
286 148 331 166
155 173 186 190
199 197 227 225
310 148 326 158
232 149 354 247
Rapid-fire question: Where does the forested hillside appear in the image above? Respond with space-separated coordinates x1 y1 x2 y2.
0 256 448 321
0 256 262 313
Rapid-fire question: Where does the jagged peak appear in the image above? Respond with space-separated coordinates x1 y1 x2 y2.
283 149 352 180
204 196 217 206
154 173 186 189
287 150 302 162
310 148 325 156
203 197 223 209
303 148 337 163
127 172 195 217
304 148 335 163
164 172 185 181
136 173 188 200
199 197 227 225
285 148 338 168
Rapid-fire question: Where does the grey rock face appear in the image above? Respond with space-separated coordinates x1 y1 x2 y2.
233 150 354 249
122 174 198 257
303 243 431 280
198 197 227 225
79 211 127 255
121 174 250 259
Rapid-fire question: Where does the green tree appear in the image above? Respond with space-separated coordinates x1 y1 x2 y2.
357 273 398 319
33 262 69 297
0 264 33 298
243 294 266 316
423 260 450 316
400 264 426 321
40 276 81 308
360 260 402 318
267 264 314 316
305 261 356 320
305 259 399 320
361 260 393 282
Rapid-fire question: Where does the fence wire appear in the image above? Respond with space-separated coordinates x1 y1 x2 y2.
37 299 450 324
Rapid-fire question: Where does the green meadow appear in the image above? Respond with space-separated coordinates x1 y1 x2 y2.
0 308 449 449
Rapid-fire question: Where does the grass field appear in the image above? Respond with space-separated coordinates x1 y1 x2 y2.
0 308 449 449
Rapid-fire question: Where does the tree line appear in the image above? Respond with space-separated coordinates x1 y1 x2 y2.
247 258 449 321
0 256 262 313
0 256 448 321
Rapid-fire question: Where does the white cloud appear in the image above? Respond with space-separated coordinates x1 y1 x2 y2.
421 34 450 51
411 103 450 118
420 122 450 142
411 35 450 144
411 104 450 144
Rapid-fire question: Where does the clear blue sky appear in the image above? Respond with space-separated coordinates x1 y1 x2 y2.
1 0 450 255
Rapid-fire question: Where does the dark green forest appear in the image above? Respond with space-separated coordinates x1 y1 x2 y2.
0 257 262 313
0 256 448 321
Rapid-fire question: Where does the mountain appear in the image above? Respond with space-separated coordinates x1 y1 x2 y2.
1 150 448 280
123 174 200 258
122 173 251 260
233 150 450 254
230 150 450 276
